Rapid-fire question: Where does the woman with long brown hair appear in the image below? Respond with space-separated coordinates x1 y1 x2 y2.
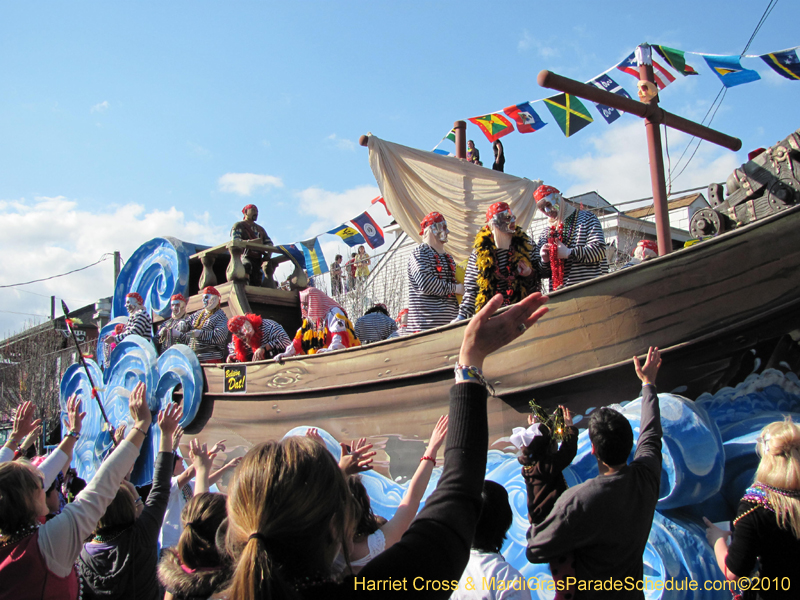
222 291 550 599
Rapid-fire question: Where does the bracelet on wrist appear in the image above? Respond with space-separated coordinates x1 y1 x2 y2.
66 430 80 440
131 425 148 436
420 455 436 467
454 364 495 395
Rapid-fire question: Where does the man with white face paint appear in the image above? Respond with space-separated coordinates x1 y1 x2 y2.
456 202 540 320
226 314 291 363
180 286 229 363
534 185 608 292
110 292 153 344
156 294 191 353
406 212 464 332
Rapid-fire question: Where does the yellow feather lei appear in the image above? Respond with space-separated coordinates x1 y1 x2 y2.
473 226 537 313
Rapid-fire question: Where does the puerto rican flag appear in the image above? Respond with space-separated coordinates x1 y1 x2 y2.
617 52 676 90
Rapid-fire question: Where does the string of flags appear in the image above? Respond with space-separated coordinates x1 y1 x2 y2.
278 198 390 276
433 43 800 150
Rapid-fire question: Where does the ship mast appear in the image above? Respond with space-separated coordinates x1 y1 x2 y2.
538 43 742 255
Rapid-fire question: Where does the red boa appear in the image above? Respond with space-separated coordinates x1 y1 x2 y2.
232 314 263 362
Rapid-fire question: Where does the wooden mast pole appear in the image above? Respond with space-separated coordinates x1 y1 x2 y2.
637 44 673 256
537 54 742 256
453 120 467 159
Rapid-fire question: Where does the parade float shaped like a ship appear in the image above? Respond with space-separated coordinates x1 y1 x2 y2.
61 128 800 599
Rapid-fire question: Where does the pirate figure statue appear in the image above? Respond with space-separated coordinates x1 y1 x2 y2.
534 185 608 292
407 212 463 332
457 202 539 320
181 286 229 363
231 204 273 286
156 293 191 353
103 292 153 367
226 314 291 363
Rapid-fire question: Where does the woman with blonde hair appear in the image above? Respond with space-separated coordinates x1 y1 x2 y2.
705 417 800 596
222 291 550 599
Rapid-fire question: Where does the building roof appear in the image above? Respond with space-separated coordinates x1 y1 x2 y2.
624 192 706 219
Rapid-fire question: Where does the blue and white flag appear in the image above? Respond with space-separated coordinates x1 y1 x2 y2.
703 55 761 88
760 48 800 80
350 211 385 249
278 244 307 270
589 73 633 124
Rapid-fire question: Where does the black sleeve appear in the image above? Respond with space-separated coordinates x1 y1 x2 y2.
137 451 173 547
353 382 488 596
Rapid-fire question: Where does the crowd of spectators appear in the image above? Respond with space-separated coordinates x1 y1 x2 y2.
2 292 799 599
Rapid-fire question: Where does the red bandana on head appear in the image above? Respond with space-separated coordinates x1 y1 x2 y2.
419 212 446 235
170 293 187 303
637 239 658 253
126 292 144 306
485 202 511 223
534 185 561 202
242 204 257 215
201 286 221 297
228 314 264 362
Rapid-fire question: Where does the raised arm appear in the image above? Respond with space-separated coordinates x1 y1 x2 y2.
1 401 42 462
189 438 216 494
632 346 663 472
380 415 449 549
38 381 152 577
38 395 86 489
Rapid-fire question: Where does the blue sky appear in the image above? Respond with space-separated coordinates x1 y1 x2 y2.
1 1 799 334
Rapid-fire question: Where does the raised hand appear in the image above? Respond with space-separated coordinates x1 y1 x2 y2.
157 402 183 438
209 439 227 455
189 438 217 473
426 415 448 455
11 401 42 443
128 382 152 430
305 428 324 445
65 396 87 435
459 293 549 369
113 423 127 445
634 346 662 386
339 439 376 476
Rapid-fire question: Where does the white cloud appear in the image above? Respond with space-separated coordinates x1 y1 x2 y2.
0 196 226 335
294 184 383 238
326 134 356 151
518 30 557 57
554 121 739 203
91 101 109 113
217 173 284 196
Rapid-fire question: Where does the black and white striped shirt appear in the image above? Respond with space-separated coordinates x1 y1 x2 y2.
115 310 153 343
227 319 292 360
181 308 229 362
535 210 608 292
355 313 398 344
457 238 539 320
156 316 191 352
407 244 460 331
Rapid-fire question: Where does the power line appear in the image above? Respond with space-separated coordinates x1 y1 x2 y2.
666 0 777 186
0 255 114 289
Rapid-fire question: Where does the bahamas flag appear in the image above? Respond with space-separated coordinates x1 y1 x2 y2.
760 48 800 80
299 238 329 275
278 244 307 270
703 55 761 87
350 211 385 249
468 112 515 142
543 93 593 137
327 224 365 247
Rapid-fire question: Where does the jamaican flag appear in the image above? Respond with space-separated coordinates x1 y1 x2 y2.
543 93 593 138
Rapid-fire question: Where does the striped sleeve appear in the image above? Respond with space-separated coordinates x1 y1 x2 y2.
457 251 479 320
569 211 607 264
408 246 458 297
260 320 291 351
116 311 152 342
406 245 460 330
197 310 229 346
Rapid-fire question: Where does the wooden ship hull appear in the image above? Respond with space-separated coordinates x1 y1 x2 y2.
192 202 800 462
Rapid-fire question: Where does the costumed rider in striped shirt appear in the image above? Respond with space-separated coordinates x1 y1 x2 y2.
535 185 608 292
180 286 229 363
226 314 291 363
108 292 153 344
456 202 539 320
156 294 191 353
355 303 398 344
407 212 464 332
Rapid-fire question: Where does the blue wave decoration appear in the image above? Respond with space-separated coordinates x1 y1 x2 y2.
95 316 128 368
111 237 193 320
60 333 206 487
